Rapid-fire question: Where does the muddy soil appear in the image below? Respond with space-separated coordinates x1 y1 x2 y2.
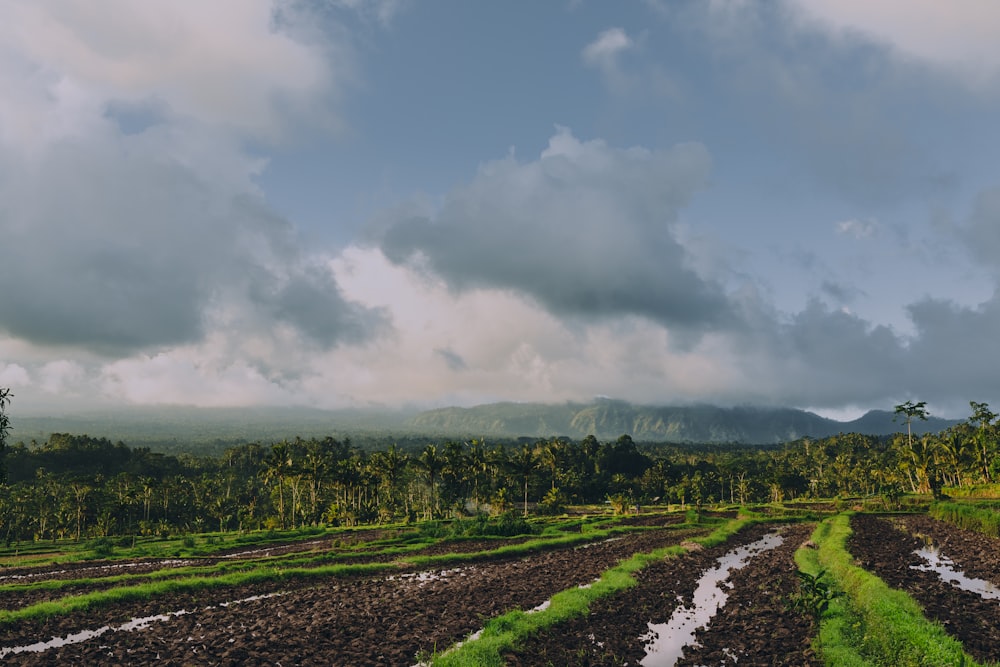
506 523 819 666
0 534 537 611
0 526 704 665
848 513 1000 663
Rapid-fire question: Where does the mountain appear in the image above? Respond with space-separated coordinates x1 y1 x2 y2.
9 401 961 452
406 400 960 443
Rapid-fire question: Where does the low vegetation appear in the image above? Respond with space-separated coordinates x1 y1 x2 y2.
797 513 983 666
929 500 1000 537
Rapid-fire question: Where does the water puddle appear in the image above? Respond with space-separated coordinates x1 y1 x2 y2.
639 530 785 667
911 545 1000 600
221 539 328 559
0 592 286 658
387 566 469 587
0 559 192 583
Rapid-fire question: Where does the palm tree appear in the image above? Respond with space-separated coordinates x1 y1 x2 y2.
893 400 928 450
264 441 294 529
968 401 997 483
0 388 11 482
370 444 409 521
416 445 444 519
507 444 538 516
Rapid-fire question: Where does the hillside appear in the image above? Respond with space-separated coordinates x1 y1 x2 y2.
406 400 958 443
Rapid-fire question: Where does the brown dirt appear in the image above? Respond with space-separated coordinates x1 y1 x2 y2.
848 513 1000 663
0 526 705 665
506 523 819 666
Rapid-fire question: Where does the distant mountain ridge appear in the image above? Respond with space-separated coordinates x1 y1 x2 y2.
10 400 960 451
406 400 959 443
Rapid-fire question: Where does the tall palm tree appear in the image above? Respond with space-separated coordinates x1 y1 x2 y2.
264 441 294 529
507 444 538 516
417 445 444 519
370 444 409 520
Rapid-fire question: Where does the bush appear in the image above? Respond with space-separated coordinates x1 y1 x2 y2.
448 512 540 538
87 537 115 559
537 488 569 515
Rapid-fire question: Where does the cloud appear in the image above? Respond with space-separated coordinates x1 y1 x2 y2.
836 218 878 239
582 27 634 67
962 185 1000 274
329 0 406 26
378 127 731 337
0 0 385 357
795 0 1000 85
0 1 346 145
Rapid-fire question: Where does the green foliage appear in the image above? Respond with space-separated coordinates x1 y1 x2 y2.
449 513 539 538
787 569 842 619
929 501 1000 538
607 492 634 515
537 487 569 515
0 388 11 481
86 536 115 559
801 513 983 666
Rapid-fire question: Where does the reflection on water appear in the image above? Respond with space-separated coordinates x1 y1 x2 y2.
0 592 285 658
639 530 785 667
911 545 1000 600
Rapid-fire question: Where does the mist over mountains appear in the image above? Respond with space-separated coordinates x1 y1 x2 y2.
407 400 957 443
9 400 958 452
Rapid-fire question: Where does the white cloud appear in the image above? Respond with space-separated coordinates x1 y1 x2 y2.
0 1 343 145
795 0 1000 84
836 218 878 239
0 364 29 387
582 27 633 66
0 1 383 358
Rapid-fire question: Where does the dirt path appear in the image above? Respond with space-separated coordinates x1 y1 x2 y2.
506 523 819 666
0 526 703 666
848 513 1000 663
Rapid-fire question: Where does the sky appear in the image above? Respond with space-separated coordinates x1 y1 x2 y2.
1 0 1000 420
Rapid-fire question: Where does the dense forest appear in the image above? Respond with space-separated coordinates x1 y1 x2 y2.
0 392 998 545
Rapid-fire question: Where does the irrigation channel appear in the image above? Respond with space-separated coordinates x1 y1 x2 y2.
506 522 819 666
640 530 785 666
0 521 706 665
849 513 1000 664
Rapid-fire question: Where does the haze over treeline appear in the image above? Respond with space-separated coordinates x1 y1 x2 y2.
6 400 958 456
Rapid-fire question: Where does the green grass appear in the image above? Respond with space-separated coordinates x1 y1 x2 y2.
429 517 754 667
799 512 987 667
930 501 1000 538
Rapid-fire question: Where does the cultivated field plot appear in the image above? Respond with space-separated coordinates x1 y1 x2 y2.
849 513 1000 664
506 522 819 666
0 516 703 665
2 510 999 665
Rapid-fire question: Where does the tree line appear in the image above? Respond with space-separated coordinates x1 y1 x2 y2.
0 393 997 545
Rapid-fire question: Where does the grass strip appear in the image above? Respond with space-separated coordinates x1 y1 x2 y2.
929 501 1000 538
801 512 985 667
0 561 393 626
428 517 751 667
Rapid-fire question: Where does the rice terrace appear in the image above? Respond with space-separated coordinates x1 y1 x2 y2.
1 391 999 665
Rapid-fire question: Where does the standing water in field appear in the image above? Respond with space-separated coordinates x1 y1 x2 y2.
911 544 1000 600
639 530 785 667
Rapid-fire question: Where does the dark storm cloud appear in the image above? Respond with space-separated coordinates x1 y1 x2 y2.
435 347 467 371
0 134 384 354
963 185 1000 273
253 266 388 347
379 129 734 335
